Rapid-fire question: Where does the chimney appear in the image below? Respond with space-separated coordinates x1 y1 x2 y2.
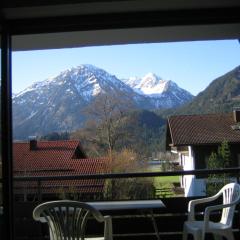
233 108 240 123
29 136 37 150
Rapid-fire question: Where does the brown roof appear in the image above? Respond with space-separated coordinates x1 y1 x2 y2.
13 140 107 194
167 113 240 147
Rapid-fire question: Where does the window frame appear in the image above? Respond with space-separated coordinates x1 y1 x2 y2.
1 4 240 240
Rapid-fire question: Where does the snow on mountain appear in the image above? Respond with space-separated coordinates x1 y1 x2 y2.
122 73 193 107
123 73 186 96
12 64 149 139
123 73 167 94
15 64 129 99
12 64 193 139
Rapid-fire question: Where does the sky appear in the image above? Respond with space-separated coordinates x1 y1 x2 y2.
12 39 240 96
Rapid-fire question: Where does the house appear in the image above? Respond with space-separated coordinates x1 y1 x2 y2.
13 139 107 201
166 109 240 197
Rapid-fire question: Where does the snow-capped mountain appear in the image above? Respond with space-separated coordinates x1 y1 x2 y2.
15 64 132 100
12 64 193 139
123 73 166 96
122 73 193 108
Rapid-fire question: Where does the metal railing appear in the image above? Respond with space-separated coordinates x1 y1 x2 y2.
1 168 240 240
8 167 240 201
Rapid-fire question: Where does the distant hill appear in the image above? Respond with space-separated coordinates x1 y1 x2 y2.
155 65 240 151
123 110 167 153
177 65 240 115
71 109 167 157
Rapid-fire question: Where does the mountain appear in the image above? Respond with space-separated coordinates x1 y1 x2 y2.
13 64 141 139
148 65 240 152
176 65 240 115
12 64 193 139
71 109 167 157
122 73 193 108
121 110 167 153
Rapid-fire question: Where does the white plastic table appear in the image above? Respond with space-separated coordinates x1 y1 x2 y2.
87 200 165 240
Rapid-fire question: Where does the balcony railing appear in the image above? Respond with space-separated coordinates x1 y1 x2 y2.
2 168 239 240
11 167 240 200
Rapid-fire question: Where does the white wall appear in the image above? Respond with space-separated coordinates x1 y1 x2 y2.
179 146 206 197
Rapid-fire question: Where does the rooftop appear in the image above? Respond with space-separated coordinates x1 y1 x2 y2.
167 112 240 147
13 140 107 194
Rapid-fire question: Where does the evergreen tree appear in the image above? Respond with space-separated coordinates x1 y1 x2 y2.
207 140 232 195
217 139 231 168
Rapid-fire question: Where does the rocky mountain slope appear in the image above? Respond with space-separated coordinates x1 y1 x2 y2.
122 73 193 108
176 65 240 115
12 64 193 139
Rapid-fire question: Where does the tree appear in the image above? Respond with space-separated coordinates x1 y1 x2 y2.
41 131 70 140
104 148 154 200
207 152 220 195
81 92 134 157
217 139 231 168
207 140 232 195
72 108 166 158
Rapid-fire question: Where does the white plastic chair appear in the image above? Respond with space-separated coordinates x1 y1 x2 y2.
183 182 240 240
33 200 113 240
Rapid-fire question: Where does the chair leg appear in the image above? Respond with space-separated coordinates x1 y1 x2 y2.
183 223 203 240
223 231 234 240
182 224 188 240
194 231 202 240
213 234 222 240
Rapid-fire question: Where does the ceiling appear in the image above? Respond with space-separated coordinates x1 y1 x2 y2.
12 23 240 51
1 0 240 51
2 0 240 19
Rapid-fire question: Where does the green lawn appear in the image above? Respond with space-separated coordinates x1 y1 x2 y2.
153 175 182 197
147 163 183 197
148 164 180 184
154 175 180 189
155 175 179 183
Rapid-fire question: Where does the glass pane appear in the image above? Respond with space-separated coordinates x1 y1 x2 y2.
12 36 240 239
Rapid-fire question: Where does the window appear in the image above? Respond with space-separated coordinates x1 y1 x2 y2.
11 38 240 204
1 3 240 239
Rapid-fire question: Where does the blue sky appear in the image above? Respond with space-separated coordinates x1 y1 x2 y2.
12 39 240 95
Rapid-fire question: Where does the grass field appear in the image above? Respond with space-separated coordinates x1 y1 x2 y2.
148 164 180 184
147 163 183 197
155 175 180 183
153 175 180 190
153 175 182 197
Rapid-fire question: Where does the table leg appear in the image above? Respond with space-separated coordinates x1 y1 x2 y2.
150 210 161 240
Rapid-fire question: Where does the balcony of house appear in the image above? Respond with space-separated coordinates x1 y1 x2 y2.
3 168 240 240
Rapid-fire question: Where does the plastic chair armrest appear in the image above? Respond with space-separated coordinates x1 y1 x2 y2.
188 195 218 221
205 202 237 217
203 201 237 227
188 194 220 221
38 216 47 223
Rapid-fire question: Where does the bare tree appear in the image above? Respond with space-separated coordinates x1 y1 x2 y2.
104 148 154 200
82 92 134 157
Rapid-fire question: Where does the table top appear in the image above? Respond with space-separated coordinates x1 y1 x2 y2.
87 199 165 211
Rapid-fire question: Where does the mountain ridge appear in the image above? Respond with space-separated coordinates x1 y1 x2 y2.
175 65 240 115
12 64 193 139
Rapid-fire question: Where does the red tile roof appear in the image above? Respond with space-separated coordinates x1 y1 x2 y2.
13 140 107 195
167 113 240 146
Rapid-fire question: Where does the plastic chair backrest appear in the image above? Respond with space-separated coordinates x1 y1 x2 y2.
219 183 240 226
33 200 105 240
